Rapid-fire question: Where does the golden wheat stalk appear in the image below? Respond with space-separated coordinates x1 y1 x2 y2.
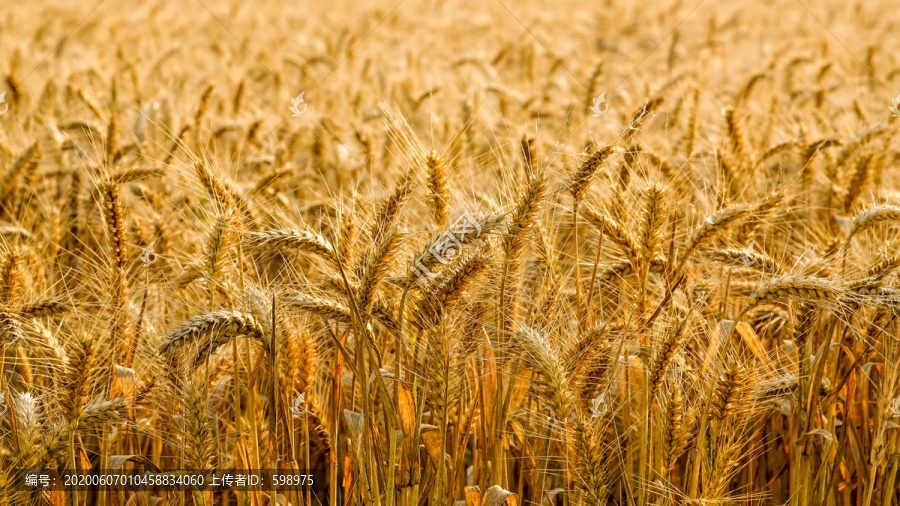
357 228 406 311
245 228 337 263
425 149 450 226
648 315 689 395
515 325 572 422
568 146 615 204
194 160 238 213
845 205 900 249
159 311 265 366
581 206 640 265
638 184 667 275
677 205 750 271
504 171 546 261
704 247 783 274
412 251 489 329
746 276 838 310
288 294 354 325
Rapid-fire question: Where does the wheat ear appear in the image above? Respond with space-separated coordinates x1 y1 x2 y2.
648 315 689 395
159 310 265 366
288 294 353 325
844 205 900 251
568 146 614 204
581 206 640 265
425 149 449 227
245 228 337 263
677 205 750 271
413 251 490 329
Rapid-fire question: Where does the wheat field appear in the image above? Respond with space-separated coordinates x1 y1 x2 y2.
0 0 899 504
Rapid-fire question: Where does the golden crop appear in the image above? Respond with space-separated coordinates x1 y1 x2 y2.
0 0 898 505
